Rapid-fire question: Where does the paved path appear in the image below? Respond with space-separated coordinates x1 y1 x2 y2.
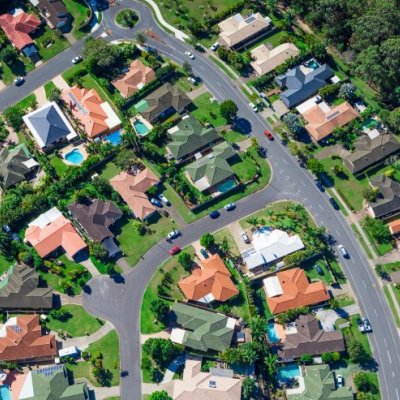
58 293 83 306
376 249 400 264
33 86 47 106
93 386 120 400
186 85 208 100
80 258 100 277
52 75 70 90
387 284 400 321
116 257 132 274
315 304 360 331
140 329 170 344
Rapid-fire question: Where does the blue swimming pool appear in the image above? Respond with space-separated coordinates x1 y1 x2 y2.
0 385 11 400
133 119 150 136
65 149 84 165
105 129 122 146
217 178 237 193
277 364 301 382
266 323 280 344
307 59 319 69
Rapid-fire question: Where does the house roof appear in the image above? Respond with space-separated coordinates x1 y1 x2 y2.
250 43 300 76
178 254 239 303
302 102 358 141
0 11 40 50
343 134 400 174
25 207 87 258
109 168 160 220
167 115 220 160
67 199 123 242
278 314 345 360
135 83 191 122
36 0 71 30
0 263 53 310
112 59 156 98
218 13 271 48
0 315 57 362
170 303 237 352
368 175 400 219
23 102 77 148
275 64 334 108
388 219 400 235
263 268 330 314
62 86 121 138
287 364 353 400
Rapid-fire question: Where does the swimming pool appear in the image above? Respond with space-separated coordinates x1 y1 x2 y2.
64 149 84 165
0 385 11 400
266 323 280 344
277 364 301 382
307 59 319 69
362 118 379 130
217 178 237 193
133 119 150 136
105 129 122 146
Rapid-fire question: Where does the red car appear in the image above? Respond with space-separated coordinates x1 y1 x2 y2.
264 130 274 140
169 245 181 255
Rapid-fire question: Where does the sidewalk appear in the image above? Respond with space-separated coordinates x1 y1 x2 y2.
80 258 100 277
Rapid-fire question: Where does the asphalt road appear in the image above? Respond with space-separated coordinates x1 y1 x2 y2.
1 2 399 399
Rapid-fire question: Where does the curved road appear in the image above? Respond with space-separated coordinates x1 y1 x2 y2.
1 2 399 399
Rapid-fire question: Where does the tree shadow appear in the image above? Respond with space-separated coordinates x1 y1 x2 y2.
232 117 252 135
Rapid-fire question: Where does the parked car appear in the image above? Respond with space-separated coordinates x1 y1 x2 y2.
264 130 274 140
338 244 349 258
200 248 209 259
210 42 220 51
357 319 365 333
14 77 24 86
336 375 344 387
72 56 82 64
209 210 220 219
314 265 323 275
224 203 235 211
158 193 171 206
362 318 372 332
315 180 325 192
329 197 340 210
167 230 180 240
185 51 195 59
260 92 267 100
187 76 197 85
241 232 250 244
168 245 181 255
249 102 258 112
150 197 162 207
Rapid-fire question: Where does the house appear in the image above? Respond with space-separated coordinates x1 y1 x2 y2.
35 0 72 32
0 263 53 311
0 314 57 363
25 207 87 259
343 134 400 174
218 13 271 50
287 364 353 400
134 83 191 123
277 314 345 361
263 268 330 314
109 168 160 220
0 9 40 60
170 303 237 352
178 254 239 303
23 102 78 151
241 228 304 274
172 354 242 400
366 176 400 220
67 199 123 258
62 86 122 139
185 142 237 194
250 43 300 76
275 64 334 108
112 59 156 98
388 219 400 236
5 364 88 400
301 101 358 142
166 115 220 163
0 144 39 189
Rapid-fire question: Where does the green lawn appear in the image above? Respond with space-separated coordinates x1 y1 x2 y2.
254 286 273 321
343 314 372 358
231 154 258 182
213 228 240 258
223 130 248 143
383 285 400 327
49 153 70 177
363 221 393 256
12 94 37 113
351 223 373 259
0 254 14 275
62 64 87 83
35 26 69 61
328 259 347 284
0 46 34 84
303 258 333 285
334 294 355 308
100 162 123 180
64 0 91 40
44 81 57 99
359 372 381 400
190 92 227 127
47 305 103 337
383 262 400 274
90 256 121 275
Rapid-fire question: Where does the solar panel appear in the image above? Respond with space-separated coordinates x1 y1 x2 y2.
245 16 255 24
327 111 340 120
11 325 21 333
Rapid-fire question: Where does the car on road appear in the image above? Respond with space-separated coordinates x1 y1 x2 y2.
150 197 162 207
14 77 24 86
72 56 82 64
210 42 219 51
185 51 195 59
336 375 344 387
329 197 340 210
264 130 274 140
362 317 372 332
249 102 258 112
158 193 171 206
209 210 220 219
315 180 325 192
224 203 235 211
168 245 181 255
241 232 250 244
338 244 349 258
167 230 180 240
200 248 209 259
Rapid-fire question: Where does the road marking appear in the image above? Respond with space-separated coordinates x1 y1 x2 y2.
319 204 324 211
393 371 395 378
374 308 378 316
396 388 399 400
387 350 392 364
335 229 340 236
384 338 388 347
363 280 367 288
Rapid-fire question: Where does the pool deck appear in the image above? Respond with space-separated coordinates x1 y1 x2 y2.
60 142 88 166
131 115 153 137
286 375 305 396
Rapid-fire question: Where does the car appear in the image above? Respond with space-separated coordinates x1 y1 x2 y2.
209 210 220 219
316 180 325 192
357 318 366 333
260 92 267 100
362 318 372 332
249 102 258 112
187 76 197 85
185 51 195 59
167 230 180 240
241 232 250 244
150 197 163 207
200 248 209 259
264 130 274 140
158 193 171 206
314 265 323 275
168 245 181 255
224 203 236 211
210 42 220 51
336 375 344 387
338 244 349 258
329 197 340 210
72 56 82 64
14 77 24 86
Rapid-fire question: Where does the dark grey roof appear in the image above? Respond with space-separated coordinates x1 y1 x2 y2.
102 237 121 258
0 264 53 310
368 175 400 219
343 134 400 174
275 64 334 108
0 146 32 189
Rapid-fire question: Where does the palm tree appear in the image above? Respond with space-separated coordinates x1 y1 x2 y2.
264 353 278 378
246 216 259 231
250 316 267 345
220 236 231 257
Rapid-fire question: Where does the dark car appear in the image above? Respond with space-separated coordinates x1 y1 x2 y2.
316 180 325 192
315 265 323 275
329 197 340 210
14 77 25 86
209 210 220 219
200 248 209 259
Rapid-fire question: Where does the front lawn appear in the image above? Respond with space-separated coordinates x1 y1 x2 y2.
47 305 103 337
213 228 240 258
35 26 69 61
0 45 34 84
64 0 91 40
303 258 334 285
44 81 57 99
190 92 227 127
383 262 400 274
383 285 400 327
223 130 248 143
343 314 372 358
231 153 258 182
90 256 121 275
0 254 14 275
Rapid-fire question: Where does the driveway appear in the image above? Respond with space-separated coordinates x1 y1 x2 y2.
227 221 253 252
315 304 360 331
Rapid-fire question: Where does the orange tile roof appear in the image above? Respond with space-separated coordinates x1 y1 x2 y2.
0 12 40 50
388 219 400 235
25 214 87 258
303 102 358 141
0 315 57 362
112 60 156 98
109 168 160 220
179 254 239 302
266 268 330 314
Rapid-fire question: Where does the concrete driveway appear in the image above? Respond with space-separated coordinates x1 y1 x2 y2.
315 304 360 331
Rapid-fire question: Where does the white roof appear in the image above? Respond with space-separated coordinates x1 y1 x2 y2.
59 346 79 357
201 293 215 303
226 317 237 329
366 129 380 140
171 328 186 344
101 102 122 130
167 125 179 134
19 371 34 400
28 207 62 228
243 251 266 270
330 75 341 83
21 158 39 169
263 276 283 298
296 96 330 114
0 317 17 337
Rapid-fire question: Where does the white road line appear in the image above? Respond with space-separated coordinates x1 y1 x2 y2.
374 308 378 316
335 229 340 236
388 350 392 364
396 388 399 400
384 338 388 347
363 280 367 288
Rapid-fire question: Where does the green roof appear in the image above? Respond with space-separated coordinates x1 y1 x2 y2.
288 365 353 400
167 115 219 160
134 99 149 112
171 303 236 352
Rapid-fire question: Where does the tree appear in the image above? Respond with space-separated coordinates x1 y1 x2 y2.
283 112 303 137
178 252 193 271
241 377 257 400
321 352 333 363
307 158 325 176
339 83 356 101
150 299 170 323
332 164 346 178
300 353 313 365
149 391 172 400
0 47 18 66
89 241 108 262
347 338 370 363
388 107 400 134
3 106 25 131
219 236 230 256
135 32 147 45
200 233 215 250
264 352 278 378
363 216 392 244
0 231 12 256
249 316 267 345
182 61 192 75
246 216 259 231
354 372 371 392
142 338 183 369
362 187 379 202
375 264 389 280
48 87 62 102
220 100 238 122
50 308 70 322
319 83 340 99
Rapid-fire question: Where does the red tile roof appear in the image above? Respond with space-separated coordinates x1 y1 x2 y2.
388 219 400 235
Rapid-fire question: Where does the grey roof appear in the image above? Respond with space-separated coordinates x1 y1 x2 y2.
368 175 400 219
102 237 122 258
275 64 334 108
343 134 400 174
0 264 53 310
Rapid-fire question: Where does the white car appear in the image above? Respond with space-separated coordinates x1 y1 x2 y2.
338 244 349 258
241 232 250 244
249 102 258 112
158 193 171 206
187 76 197 85
336 375 344 387
210 42 219 51
185 51 195 60
72 56 82 64
167 230 180 240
